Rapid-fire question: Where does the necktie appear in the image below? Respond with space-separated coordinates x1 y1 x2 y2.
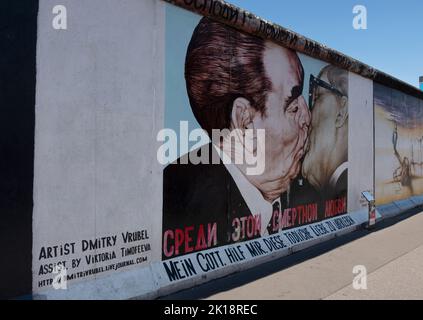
268 199 281 234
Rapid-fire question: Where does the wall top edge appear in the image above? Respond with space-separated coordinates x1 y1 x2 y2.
163 0 423 99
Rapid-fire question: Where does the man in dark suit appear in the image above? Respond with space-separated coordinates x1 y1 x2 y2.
162 17 312 260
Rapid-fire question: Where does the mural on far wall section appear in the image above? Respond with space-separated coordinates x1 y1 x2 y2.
375 83 423 205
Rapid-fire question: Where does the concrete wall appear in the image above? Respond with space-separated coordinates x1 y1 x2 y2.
0 0 421 300
33 0 165 299
348 73 374 213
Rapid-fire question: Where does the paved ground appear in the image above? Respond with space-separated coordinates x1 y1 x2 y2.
162 207 423 300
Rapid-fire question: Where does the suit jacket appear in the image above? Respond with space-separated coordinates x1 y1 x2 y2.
162 144 255 260
162 143 321 260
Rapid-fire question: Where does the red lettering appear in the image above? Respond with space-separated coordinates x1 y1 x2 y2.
184 226 194 253
195 224 207 250
254 214 261 236
164 223 219 259
240 216 247 239
291 208 297 226
163 230 174 258
325 197 347 218
231 215 261 241
247 216 254 238
272 203 319 230
175 229 184 256
207 223 217 247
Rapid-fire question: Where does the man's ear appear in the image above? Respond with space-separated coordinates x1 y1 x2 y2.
231 97 255 133
335 96 348 128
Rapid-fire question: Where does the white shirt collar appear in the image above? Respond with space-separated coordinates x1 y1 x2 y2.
329 162 348 189
213 144 276 236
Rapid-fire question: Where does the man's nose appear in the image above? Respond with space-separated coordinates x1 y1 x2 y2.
298 96 311 128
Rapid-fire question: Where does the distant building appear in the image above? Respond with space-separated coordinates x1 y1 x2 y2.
420 76 423 90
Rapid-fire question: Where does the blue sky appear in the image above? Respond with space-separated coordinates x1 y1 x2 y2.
228 0 422 88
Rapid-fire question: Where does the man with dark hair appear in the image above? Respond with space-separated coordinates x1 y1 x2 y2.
184 18 271 137
162 17 311 260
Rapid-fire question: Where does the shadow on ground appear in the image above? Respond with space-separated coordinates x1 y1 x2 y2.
159 206 423 300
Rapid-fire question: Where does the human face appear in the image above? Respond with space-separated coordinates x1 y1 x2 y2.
251 43 311 195
302 71 345 189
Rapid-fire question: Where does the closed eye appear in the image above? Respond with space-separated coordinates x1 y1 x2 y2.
287 98 299 113
285 85 302 111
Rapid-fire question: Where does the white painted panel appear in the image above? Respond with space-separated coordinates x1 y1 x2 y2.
348 73 374 212
33 0 165 298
